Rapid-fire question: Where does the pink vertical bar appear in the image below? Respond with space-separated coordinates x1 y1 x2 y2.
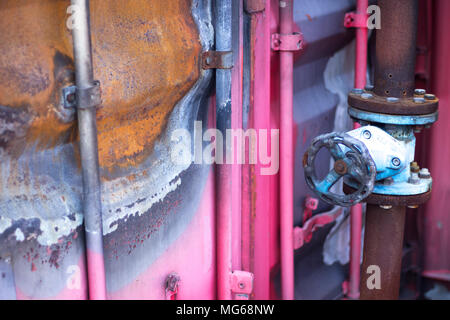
354 0 368 90
348 0 368 300
279 0 295 300
252 0 273 300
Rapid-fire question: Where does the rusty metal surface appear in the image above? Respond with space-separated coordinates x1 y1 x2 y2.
360 205 406 300
0 0 201 174
343 184 432 206
244 0 265 14
373 0 418 98
201 51 234 69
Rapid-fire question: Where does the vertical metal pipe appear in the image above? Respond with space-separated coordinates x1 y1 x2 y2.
354 0 368 89
70 0 106 300
373 0 418 98
360 205 406 300
215 0 233 300
349 0 368 300
359 0 419 300
279 0 295 300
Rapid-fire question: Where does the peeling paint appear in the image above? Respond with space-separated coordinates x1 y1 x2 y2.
14 228 25 241
0 216 12 234
37 214 83 246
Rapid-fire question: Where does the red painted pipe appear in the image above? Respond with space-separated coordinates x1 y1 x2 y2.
279 0 295 300
354 0 368 90
348 0 368 300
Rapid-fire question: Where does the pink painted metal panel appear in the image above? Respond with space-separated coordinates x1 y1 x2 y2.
422 0 450 279
108 170 216 300
15 255 87 300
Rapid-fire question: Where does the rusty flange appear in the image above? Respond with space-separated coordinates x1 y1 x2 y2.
343 184 431 206
348 91 438 116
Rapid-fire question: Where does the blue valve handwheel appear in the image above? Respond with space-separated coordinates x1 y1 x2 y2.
303 132 376 207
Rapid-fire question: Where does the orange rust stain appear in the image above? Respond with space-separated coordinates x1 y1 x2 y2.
0 0 201 175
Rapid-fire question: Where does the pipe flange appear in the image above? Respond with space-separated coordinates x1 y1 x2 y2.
348 90 438 116
348 107 438 126
343 184 431 206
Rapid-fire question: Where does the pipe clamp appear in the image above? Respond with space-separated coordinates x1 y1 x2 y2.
76 80 102 110
271 32 303 51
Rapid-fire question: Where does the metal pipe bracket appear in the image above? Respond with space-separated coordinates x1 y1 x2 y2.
271 32 304 52
76 80 102 110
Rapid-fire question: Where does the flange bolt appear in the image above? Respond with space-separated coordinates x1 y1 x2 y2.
410 162 420 173
414 89 426 96
425 94 436 101
351 88 364 95
419 168 431 179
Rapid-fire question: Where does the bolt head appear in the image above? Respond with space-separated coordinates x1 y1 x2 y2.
392 157 401 167
414 97 425 104
362 130 372 139
386 97 399 103
334 160 348 175
410 162 420 173
364 85 374 91
361 93 373 99
419 168 431 179
351 88 364 95
414 89 426 95
425 94 436 100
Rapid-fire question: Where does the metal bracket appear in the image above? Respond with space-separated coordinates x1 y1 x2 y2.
344 12 367 29
202 51 234 70
230 270 254 300
165 273 180 300
294 207 343 250
271 32 304 51
76 80 102 110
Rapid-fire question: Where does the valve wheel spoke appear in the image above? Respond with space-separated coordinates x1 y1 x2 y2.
330 143 345 160
316 169 341 193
